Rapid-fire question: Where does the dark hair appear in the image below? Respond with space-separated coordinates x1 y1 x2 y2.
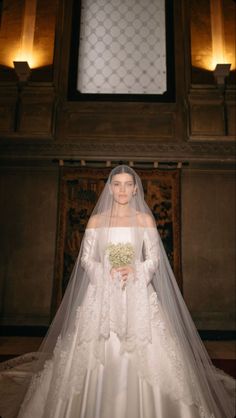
110 165 136 184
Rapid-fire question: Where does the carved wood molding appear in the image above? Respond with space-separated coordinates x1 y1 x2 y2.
0 140 235 163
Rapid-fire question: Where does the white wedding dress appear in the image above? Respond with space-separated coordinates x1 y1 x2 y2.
14 227 234 418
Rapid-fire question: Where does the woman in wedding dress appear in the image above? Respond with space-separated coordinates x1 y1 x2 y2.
14 165 235 418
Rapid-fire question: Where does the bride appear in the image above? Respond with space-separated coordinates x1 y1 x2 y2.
12 165 235 417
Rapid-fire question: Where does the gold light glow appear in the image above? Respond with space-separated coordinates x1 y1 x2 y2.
5 0 44 69
200 52 235 72
11 0 37 69
192 0 235 72
0 0 55 70
208 0 234 71
10 49 45 69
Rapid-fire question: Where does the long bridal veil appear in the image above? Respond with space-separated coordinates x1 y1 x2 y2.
16 165 235 418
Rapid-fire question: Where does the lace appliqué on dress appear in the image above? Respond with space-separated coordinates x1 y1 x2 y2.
146 291 215 418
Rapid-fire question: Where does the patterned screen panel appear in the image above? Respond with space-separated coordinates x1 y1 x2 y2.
77 0 166 94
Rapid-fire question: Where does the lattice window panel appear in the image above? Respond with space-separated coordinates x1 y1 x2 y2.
77 0 166 94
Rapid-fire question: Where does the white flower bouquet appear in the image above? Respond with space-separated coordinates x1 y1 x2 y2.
106 242 135 289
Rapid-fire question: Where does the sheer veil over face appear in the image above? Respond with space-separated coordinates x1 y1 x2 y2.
109 172 136 205
86 165 155 229
18 165 234 418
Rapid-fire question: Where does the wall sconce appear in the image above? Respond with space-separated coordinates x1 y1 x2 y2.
213 63 231 92
13 61 31 83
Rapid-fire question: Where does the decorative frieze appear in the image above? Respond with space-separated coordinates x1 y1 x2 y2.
0 139 235 163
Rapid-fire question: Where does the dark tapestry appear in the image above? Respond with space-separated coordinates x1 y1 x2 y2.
52 167 182 313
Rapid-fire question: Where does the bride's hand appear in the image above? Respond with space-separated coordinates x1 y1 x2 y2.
110 266 134 282
117 266 134 281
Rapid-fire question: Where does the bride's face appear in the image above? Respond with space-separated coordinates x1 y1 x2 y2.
110 173 136 205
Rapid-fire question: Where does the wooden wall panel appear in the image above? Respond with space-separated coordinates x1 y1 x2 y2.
0 104 15 133
0 167 59 326
18 102 54 135
182 169 236 330
58 103 176 141
0 85 17 133
190 104 225 136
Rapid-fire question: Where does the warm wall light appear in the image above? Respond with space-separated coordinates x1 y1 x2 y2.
213 63 231 90
13 61 31 82
191 0 235 72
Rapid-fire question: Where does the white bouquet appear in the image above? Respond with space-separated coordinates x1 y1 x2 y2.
106 242 134 289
